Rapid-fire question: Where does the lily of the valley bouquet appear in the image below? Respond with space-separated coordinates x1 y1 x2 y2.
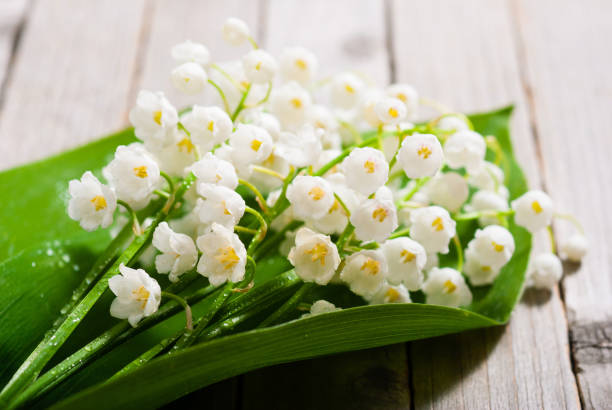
0 17 587 409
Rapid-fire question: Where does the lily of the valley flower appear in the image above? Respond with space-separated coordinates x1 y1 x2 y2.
375 97 407 125
229 123 274 166
109 264 161 327
330 72 365 109
197 223 247 285
275 124 322 167
397 133 444 178
425 172 469 213
422 267 472 307
560 234 588 262
270 81 312 128
511 190 554 233
288 227 341 285
171 40 210 65
368 282 411 304
443 130 486 173
466 225 515 270
171 62 208 95
129 90 178 148
286 175 335 220
181 106 233 152
341 147 389 196
409 206 456 254
68 171 117 231
152 222 198 282
464 248 501 286
350 197 398 242
242 49 278 84
527 252 563 289
340 250 388 297
194 183 245 229
382 237 426 290
222 17 251 46
190 152 239 190
386 83 418 121
279 47 318 85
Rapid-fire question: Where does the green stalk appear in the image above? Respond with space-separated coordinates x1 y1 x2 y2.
257 282 313 328
111 332 182 380
0 175 196 406
231 83 251 121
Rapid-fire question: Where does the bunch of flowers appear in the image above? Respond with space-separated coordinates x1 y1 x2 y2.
0 17 587 408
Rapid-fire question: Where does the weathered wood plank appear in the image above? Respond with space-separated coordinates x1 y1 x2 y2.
241 0 408 408
513 0 612 407
391 0 581 408
0 0 148 170
0 0 28 96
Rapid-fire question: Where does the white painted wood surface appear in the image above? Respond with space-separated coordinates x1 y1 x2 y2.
0 0 607 408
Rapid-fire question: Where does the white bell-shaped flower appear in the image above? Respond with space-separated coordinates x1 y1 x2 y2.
249 150 289 192
242 49 278 84
270 81 312 128
423 267 472 307
181 106 233 152
437 115 470 132
148 128 196 177
279 47 318 85
288 227 341 285
196 223 247 285
129 90 178 148
465 190 509 226
241 109 282 141
466 225 515 270
511 190 553 233
340 147 389 196
190 152 238 190
307 300 341 316
228 123 274 166
464 248 501 286
109 264 161 327
275 124 322 167
444 130 486 173
171 40 210 65
68 171 117 231
152 222 198 282
426 172 469 213
222 17 251 46
310 174 358 235
375 97 407 125
368 282 411 304
286 175 335 220
409 206 456 254
386 83 418 120
340 250 388 297
330 72 365 109
171 62 208 95
424 252 439 272
350 196 398 242
397 133 444 178
560 234 588 262
194 183 245 229
527 253 562 289
103 144 162 210
468 161 504 191
382 237 426 290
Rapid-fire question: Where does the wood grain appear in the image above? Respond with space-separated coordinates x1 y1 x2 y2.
391 0 580 408
0 0 28 98
0 0 148 170
513 0 612 407
241 1 409 408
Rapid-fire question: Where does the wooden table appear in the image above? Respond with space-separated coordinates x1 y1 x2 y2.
1 1 610 408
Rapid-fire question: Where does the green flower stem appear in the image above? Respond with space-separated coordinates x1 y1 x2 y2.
314 136 380 177
547 226 557 254
12 281 217 407
253 221 303 261
117 199 142 235
239 179 269 214
402 177 430 202
0 175 196 406
161 292 193 330
160 171 175 194
246 81 272 108
333 193 351 217
234 226 258 235
453 235 464 272
171 283 235 351
337 223 355 255
554 212 585 235
454 209 514 221
231 83 251 121
257 282 314 328
269 166 298 219
153 189 170 199
245 206 268 254
389 227 410 239
207 79 230 114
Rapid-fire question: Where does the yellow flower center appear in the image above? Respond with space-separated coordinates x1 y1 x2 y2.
442 280 457 294
263 152 275 166
133 166 148 178
492 241 504 252
432 217 444 231
328 199 340 214
397 93 407 102
90 195 107 211
207 120 214 132
417 145 432 159
183 77 190 83
345 84 355 94
372 206 388 222
305 243 328 266
132 285 150 309
290 98 302 108
364 160 376 174
385 287 400 302
400 249 415 263
308 186 325 201
221 200 232 215
177 137 195 153
295 59 307 70
153 110 162 126
255 61 262 70
388 107 399 118
251 139 262 151
532 200 543 214
215 246 240 270
215 173 222 182
482 265 492 272
360 258 380 275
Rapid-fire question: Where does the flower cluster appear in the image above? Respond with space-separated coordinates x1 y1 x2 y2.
66 17 587 326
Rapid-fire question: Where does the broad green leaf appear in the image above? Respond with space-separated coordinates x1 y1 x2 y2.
0 106 531 409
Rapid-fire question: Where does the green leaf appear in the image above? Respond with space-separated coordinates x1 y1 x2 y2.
0 106 531 409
